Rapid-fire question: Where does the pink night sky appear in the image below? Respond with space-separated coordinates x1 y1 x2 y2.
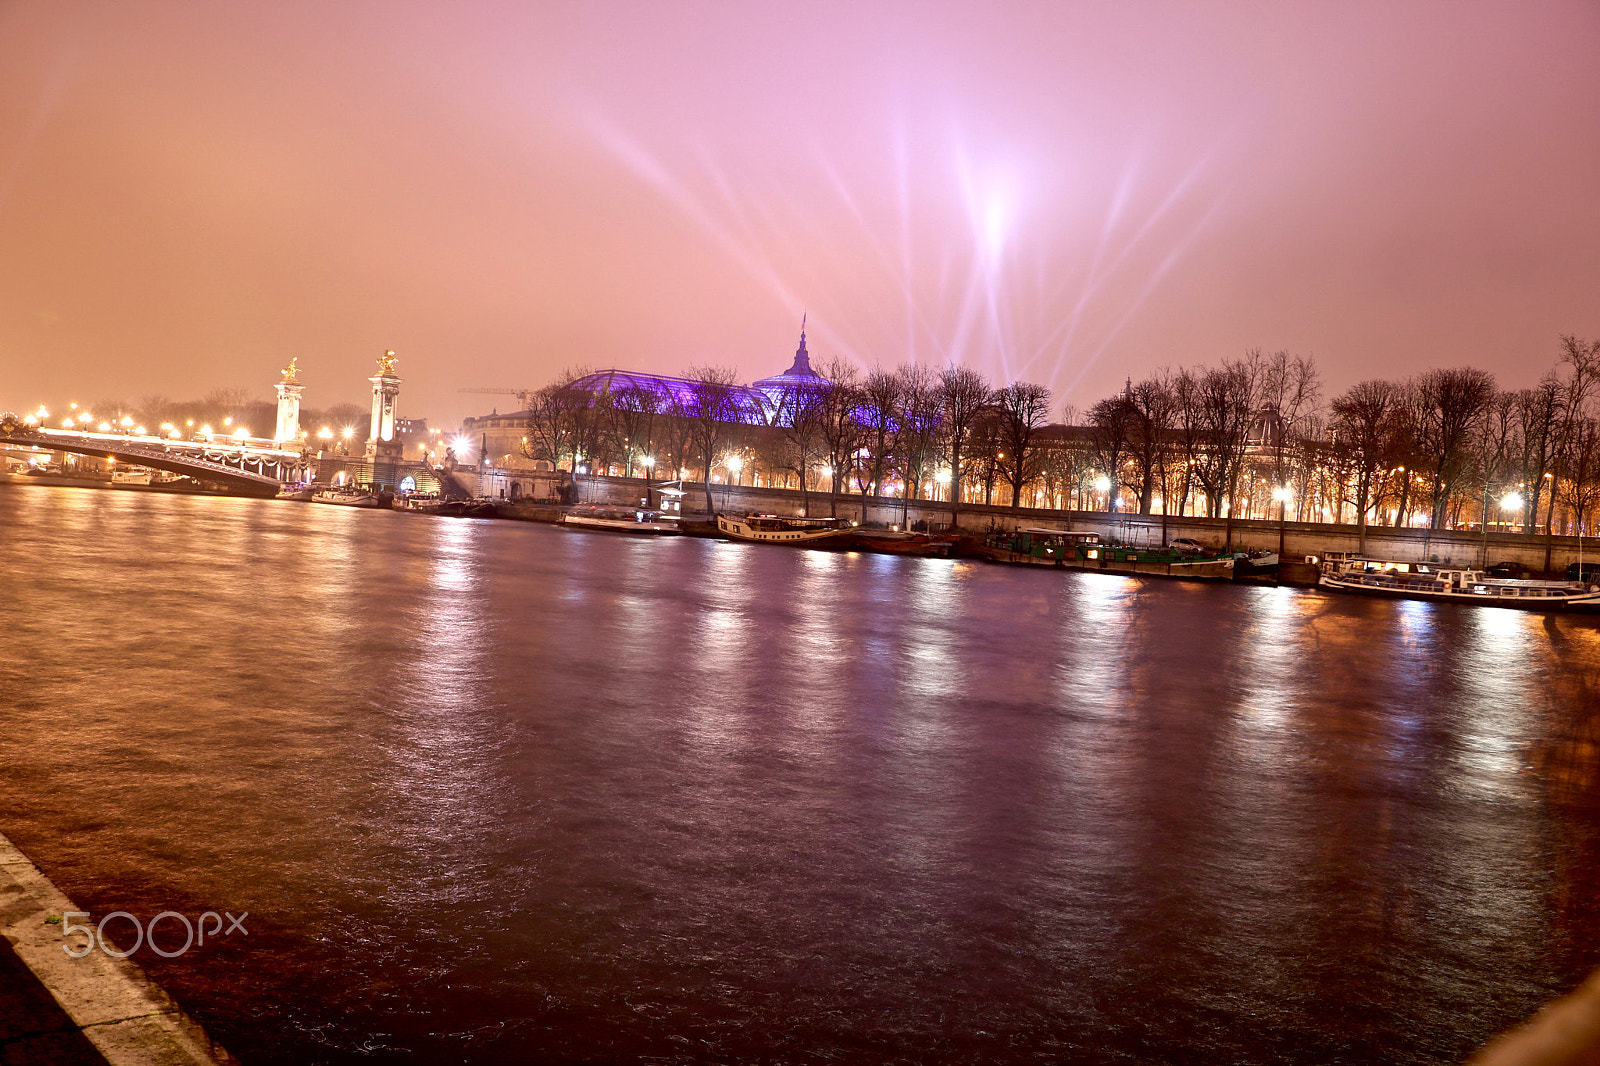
2 1 1597 426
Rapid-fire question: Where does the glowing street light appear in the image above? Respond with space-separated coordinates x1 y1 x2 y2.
1272 486 1292 558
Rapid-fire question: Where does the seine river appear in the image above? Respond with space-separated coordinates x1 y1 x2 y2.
2 485 1598 1065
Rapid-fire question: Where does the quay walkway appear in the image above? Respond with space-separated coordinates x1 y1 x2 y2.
0 831 233 1065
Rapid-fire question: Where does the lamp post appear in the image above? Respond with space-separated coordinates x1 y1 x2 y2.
1491 491 1524 568
1272 486 1292 561
1093 475 1112 513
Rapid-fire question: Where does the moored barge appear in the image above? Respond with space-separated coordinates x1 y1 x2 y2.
1318 557 1600 612
964 528 1245 581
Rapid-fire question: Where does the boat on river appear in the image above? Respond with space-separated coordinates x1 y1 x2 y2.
440 497 500 518
563 504 681 534
837 528 959 557
965 528 1244 581
716 513 855 544
393 491 445 513
1318 557 1600 612
312 486 379 507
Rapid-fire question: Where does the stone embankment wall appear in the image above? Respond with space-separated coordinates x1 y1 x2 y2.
570 474 1600 573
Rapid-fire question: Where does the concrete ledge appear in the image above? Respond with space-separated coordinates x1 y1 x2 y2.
0 831 235 1066
1470 968 1600 1066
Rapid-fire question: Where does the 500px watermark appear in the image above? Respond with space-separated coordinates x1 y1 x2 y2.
51 910 248 959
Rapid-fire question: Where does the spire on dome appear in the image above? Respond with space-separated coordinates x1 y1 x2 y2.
791 314 813 375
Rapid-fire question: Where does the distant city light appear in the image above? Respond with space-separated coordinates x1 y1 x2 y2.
1501 492 1524 511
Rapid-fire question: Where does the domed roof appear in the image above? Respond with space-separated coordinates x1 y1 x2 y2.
751 317 827 399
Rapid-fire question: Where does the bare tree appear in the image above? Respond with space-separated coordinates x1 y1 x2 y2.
894 364 942 526
1410 367 1496 530
682 365 747 515
1331 379 1406 552
1515 378 1563 533
607 382 662 478
1550 337 1600 565
858 367 903 498
1255 349 1321 516
994 381 1053 509
815 359 867 519
523 368 605 477
1087 390 1135 513
1469 390 1523 560
936 365 995 525
1173 356 1265 531
773 372 830 516
1125 374 1178 514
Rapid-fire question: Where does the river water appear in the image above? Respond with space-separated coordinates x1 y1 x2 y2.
1 485 1598 1065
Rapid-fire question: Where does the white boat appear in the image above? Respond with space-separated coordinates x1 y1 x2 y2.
311 487 379 508
563 504 681 534
394 491 446 513
277 482 313 501
1319 557 1600 612
716 513 856 544
110 469 153 485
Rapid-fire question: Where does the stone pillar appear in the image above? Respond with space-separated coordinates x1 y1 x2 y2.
367 350 402 459
274 359 304 444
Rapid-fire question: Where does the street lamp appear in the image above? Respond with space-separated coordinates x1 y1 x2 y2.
1094 475 1111 512
1272 486 1292 559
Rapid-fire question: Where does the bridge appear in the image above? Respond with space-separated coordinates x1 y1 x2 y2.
0 418 290 497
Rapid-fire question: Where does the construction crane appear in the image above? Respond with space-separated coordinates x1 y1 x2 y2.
459 387 536 410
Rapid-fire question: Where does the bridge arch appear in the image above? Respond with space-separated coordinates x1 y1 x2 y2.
0 420 286 497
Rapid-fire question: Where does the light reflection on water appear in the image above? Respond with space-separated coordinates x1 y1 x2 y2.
1 486 1598 1066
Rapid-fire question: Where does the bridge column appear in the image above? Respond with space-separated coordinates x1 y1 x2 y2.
275 359 304 444
367 350 403 464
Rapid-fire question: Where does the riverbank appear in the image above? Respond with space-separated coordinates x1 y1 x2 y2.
0 831 233 1066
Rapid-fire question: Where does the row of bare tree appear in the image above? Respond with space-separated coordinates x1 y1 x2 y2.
521 362 1059 518
521 335 1600 533
1086 337 1600 537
